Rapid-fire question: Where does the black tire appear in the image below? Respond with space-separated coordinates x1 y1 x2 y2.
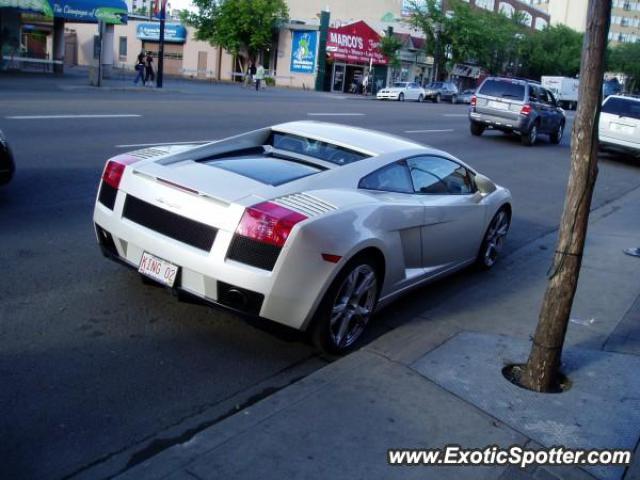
470 121 485 136
309 256 380 355
451 94 457 104
521 122 538 146
398 93 404 102
434 93 441 104
549 122 564 145
418 94 424 103
476 207 511 270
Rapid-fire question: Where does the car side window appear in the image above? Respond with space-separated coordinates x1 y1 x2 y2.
545 89 558 107
407 156 476 195
358 161 414 194
528 85 539 103
538 88 551 105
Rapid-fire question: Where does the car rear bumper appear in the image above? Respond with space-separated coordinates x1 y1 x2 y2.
93 189 337 331
469 111 530 132
599 134 640 155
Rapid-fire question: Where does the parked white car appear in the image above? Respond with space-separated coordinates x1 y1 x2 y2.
93 121 512 353
599 95 640 157
377 82 426 102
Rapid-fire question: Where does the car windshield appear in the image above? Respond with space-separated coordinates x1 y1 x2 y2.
479 79 525 100
602 97 640 120
393 82 409 88
269 132 369 165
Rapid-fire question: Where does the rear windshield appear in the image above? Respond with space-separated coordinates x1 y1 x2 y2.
207 155 321 186
269 132 368 166
393 82 409 88
479 79 525 100
602 97 640 120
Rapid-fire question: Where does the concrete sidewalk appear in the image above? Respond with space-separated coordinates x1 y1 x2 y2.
115 186 640 480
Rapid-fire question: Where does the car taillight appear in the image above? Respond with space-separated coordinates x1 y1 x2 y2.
236 202 307 248
470 95 477 107
520 104 532 116
101 155 140 190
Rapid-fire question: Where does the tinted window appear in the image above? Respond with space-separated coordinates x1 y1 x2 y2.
407 156 475 195
602 97 640 120
209 156 321 186
479 79 525 100
270 133 368 165
394 82 409 88
359 162 413 194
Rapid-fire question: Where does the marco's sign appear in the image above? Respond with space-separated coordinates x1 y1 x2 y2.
326 21 387 66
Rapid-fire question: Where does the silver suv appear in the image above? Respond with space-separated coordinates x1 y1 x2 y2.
469 77 566 146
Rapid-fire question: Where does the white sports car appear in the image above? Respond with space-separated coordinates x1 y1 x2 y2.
376 82 426 102
94 121 512 353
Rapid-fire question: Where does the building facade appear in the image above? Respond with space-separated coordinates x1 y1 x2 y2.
535 0 640 43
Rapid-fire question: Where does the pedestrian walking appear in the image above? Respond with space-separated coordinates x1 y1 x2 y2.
133 51 145 86
255 64 265 91
144 51 155 86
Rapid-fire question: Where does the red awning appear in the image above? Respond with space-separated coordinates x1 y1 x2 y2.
326 21 387 66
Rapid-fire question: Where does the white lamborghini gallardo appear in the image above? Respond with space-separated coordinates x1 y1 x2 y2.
93 121 512 353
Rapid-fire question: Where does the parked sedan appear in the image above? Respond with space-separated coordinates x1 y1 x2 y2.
423 81 460 103
0 129 15 186
93 121 512 353
459 89 476 104
377 82 426 102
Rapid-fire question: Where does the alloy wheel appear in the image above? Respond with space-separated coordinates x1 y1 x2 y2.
329 264 377 349
482 210 510 268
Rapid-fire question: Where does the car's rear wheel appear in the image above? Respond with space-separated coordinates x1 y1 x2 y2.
418 94 424 103
470 121 485 136
549 122 564 144
521 123 538 146
398 93 404 102
451 94 457 104
476 208 511 270
310 258 379 355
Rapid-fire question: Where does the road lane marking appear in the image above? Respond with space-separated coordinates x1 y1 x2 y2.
404 129 455 133
442 113 468 117
116 140 216 148
307 113 365 116
6 114 142 120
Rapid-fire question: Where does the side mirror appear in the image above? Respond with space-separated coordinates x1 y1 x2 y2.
475 173 497 196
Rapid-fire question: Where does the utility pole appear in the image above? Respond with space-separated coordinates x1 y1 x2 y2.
156 0 166 88
315 10 330 92
520 0 611 393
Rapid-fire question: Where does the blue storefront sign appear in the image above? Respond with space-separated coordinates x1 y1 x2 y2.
290 30 317 74
136 23 187 43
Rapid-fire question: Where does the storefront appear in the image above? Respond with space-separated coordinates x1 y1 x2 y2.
324 21 387 93
1 0 127 73
137 22 186 75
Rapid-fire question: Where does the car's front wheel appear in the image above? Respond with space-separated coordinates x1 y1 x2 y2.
310 258 379 355
434 93 441 104
398 93 404 102
451 94 457 104
477 208 510 269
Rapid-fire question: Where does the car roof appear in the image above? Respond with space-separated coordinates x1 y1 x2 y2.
484 76 540 86
606 94 640 103
271 121 424 157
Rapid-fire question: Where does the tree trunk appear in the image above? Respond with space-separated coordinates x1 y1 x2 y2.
520 0 611 393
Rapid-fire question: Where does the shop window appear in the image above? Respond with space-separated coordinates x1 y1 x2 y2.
119 37 127 59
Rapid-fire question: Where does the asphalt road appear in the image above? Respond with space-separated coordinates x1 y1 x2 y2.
1 74 639 480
